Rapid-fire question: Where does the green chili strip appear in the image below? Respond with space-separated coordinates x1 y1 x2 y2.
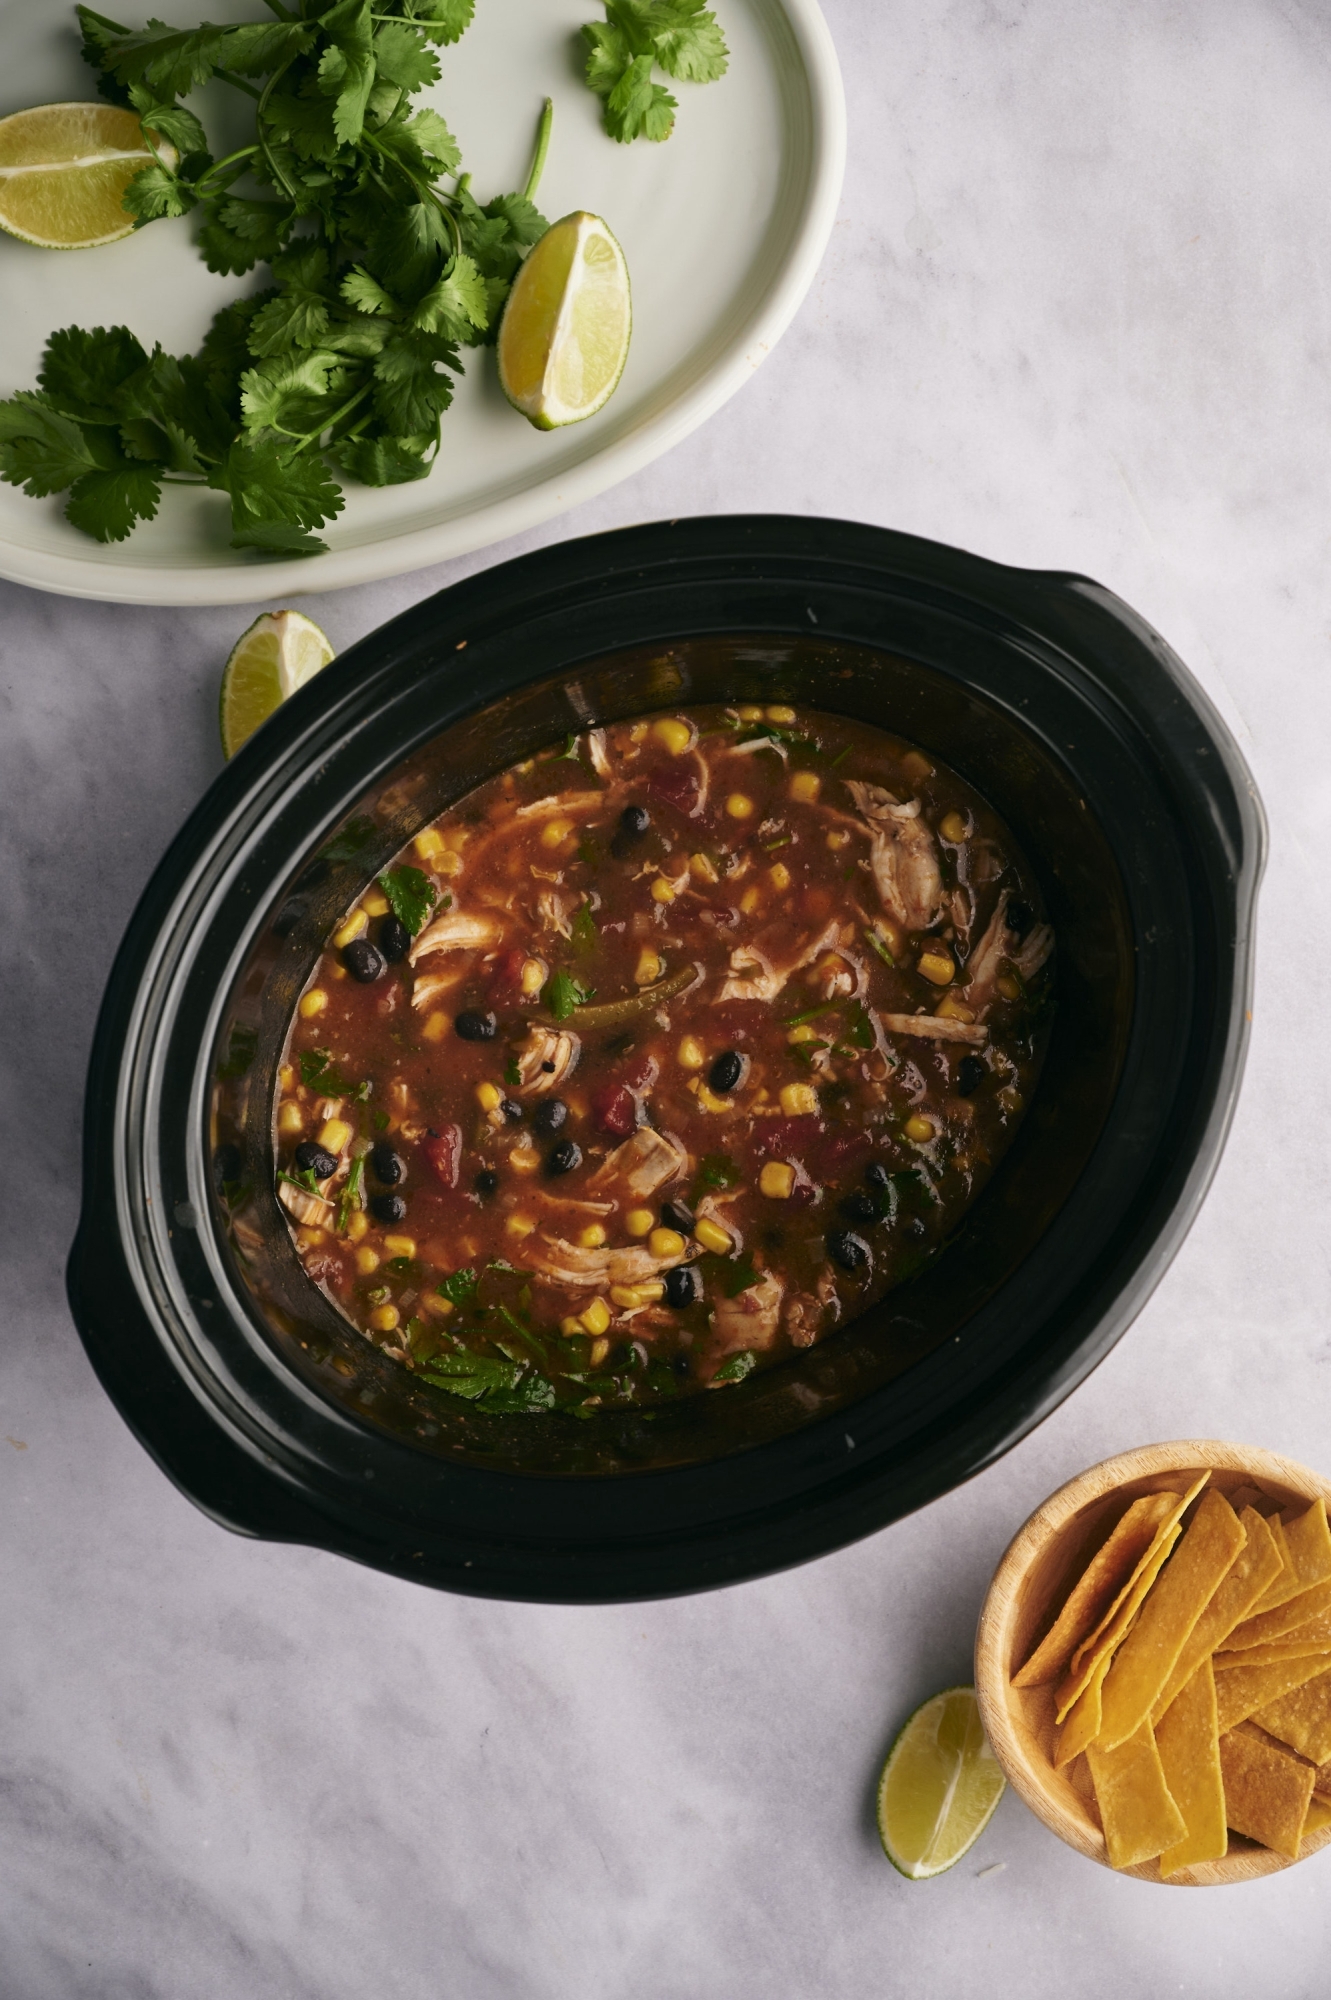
553 963 697 1031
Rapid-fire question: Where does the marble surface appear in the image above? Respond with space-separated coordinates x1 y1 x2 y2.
4 1 1331 1992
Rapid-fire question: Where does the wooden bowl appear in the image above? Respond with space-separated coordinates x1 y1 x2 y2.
975 1441 1331 1886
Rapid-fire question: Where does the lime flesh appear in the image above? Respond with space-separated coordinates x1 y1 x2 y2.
877 1686 1006 1879
219 610 335 759
497 211 631 430
0 102 174 249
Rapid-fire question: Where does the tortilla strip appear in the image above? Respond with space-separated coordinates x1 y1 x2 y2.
1249 1499 1331 1615
1157 1660 1227 1875
1301 1793 1331 1841
1086 1720 1187 1870
1219 1722 1315 1859
1014 1495 1178 1688
1054 1476 1208 1724
1213 1620 1331 1668
1152 1507 1283 1722
1314 1758 1331 1802
1098 1489 1246 1751
1054 1653 1109 1769
1252 1666 1331 1767
1226 1575 1331 1652
1214 1654 1331 1735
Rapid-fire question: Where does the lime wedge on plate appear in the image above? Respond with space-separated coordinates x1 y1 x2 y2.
876 1686 1006 1879
0 103 175 249
497 211 631 430
219 610 334 758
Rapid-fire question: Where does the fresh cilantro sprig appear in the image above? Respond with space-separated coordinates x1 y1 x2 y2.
582 0 727 143
378 864 437 935
713 1348 755 1383
541 969 595 1022
299 1047 370 1100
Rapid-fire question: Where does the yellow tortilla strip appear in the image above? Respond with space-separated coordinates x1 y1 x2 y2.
1013 1495 1176 1688
1214 1654 1331 1735
1219 1722 1315 1859
1153 1507 1284 1721
1250 1498 1331 1614
1086 1720 1186 1870
1098 1489 1246 1751
1226 1575 1331 1651
1055 1476 1208 1723
1301 1793 1331 1842
1252 1666 1331 1767
1214 1624 1331 1669
1054 1653 1109 1769
1157 1660 1227 1876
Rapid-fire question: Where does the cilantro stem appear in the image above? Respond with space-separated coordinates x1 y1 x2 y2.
195 143 261 195
255 56 300 202
286 382 372 448
523 98 554 202
258 0 294 16
213 66 264 100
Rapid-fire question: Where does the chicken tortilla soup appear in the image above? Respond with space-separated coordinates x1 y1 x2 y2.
273 705 1053 1415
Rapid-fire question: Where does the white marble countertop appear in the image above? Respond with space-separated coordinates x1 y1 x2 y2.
5 2 1331 1992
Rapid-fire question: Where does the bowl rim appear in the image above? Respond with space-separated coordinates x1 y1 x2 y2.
974 1439 1331 1886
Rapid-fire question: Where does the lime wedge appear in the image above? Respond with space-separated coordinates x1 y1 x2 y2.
497 211 631 430
0 102 175 249
219 610 335 759
876 1686 1006 1879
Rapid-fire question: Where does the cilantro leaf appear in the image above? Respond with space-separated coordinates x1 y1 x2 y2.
695 1151 738 1191
410 255 490 340
415 1348 521 1400
713 1348 756 1383
570 901 598 955
298 1048 369 1098
582 0 726 140
333 433 432 486
541 970 594 1022
378 865 437 934
373 21 440 91
436 1267 479 1308
372 331 459 433
209 433 344 549
0 393 102 496
651 0 729 81
405 107 461 170
65 460 162 543
604 54 676 143
337 1151 366 1231
404 0 476 45
39 324 149 423
137 99 209 156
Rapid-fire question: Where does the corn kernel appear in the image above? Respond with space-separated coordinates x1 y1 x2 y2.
629 722 648 743
368 1304 400 1334
694 1217 732 1255
635 947 663 985
578 1223 608 1248
330 963 347 981
826 829 851 851
296 1226 326 1250
787 1023 817 1044
476 1081 503 1112
540 817 573 849
678 1035 706 1070
509 1144 540 1174
422 1010 449 1042
505 1213 537 1239
736 704 764 722
769 861 791 892
766 704 797 724
610 1284 642 1308
589 1335 611 1366
625 1207 655 1237
356 1246 381 1274
346 1208 369 1243
917 948 956 987
873 919 904 958
413 827 446 863
779 1081 818 1116
299 988 328 1019
936 994 976 1024
278 1101 305 1136
580 1296 612 1336
362 887 390 917
383 1234 416 1258
694 1083 731 1113
689 850 719 883
789 770 821 804
652 716 693 755
996 972 1022 1002
332 907 368 948
520 957 546 995
561 1316 584 1338
424 1295 454 1318
318 1118 353 1156
437 849 464 878
279 1064 294 1093
905 1113 936 1144
740 886 761 914
759 1161 796 1199
648 1227 687 1260
651 875 676 903
901 751 934 784
725 793 754 820
611 1281 666 1308
939 810 969 843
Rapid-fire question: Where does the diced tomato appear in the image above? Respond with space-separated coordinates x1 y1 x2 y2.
487 948 528 1005
591 1084 637 1138
647 762 701 816
422 1124 463 1189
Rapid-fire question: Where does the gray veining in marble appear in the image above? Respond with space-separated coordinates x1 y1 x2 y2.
5 2 1331 1994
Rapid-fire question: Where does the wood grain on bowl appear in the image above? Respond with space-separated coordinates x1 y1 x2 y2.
974 1442 1331 1885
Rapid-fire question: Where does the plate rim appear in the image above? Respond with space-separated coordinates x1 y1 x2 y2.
0 0 846 607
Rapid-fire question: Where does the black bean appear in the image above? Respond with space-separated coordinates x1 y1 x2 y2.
370 1144 404 1185
956 1054 987 1097
1006 899 1032 939
455 1009 497 1042
546 1138 582 1176
611 803 651 858
839 1190 882 1227
531 1097 568 1136
541 1060 556 1074
828 1229 871 1274
708 1049 745 1094
501 1098 524 1123
343 937 385 983
213 1143 242 1191
659 1199 696 1234
294 1140 338 1179
865 1161 893 1191
664 1265 698 1309
474 1169 499 1197
370 1191 407 1224
379 915 411 963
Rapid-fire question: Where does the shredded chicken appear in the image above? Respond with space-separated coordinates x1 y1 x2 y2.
522 1235 690 1292
878 1011 990 1047
586 729 612 779
278 1182 334 1227
513 1024 579 1093
963 890 1054 1017
588 1125 689 1200
785 1292 824 1349
533 1191 617 1217
715 920 843 1004
711 1269 785 1353
411 966 467 1011
514 791 604 820
845 780 944 930
408 909 501 966
536 887 575 937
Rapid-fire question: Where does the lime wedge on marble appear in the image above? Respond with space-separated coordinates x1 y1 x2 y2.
219 610 334 758
876 1686 1006 1879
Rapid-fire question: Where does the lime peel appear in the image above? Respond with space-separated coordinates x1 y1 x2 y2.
219 609 335 759
0 103 174 250
497 211 631 431
876 1685 1006 1879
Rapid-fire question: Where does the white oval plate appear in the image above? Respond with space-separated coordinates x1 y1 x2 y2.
0 0 843 605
